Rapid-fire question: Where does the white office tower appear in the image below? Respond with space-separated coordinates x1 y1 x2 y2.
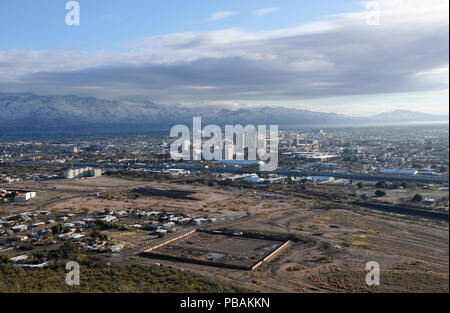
245 129 257 160
232 131 244 160
224 137 234 160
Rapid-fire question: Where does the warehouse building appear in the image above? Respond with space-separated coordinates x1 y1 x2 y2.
379 168 418 175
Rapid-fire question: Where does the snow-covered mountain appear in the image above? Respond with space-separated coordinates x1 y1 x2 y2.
0 93 447 133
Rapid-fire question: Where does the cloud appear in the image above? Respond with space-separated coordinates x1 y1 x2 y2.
0 0 448 111
100 15 123 23
254 8 279 16
208 11 237 21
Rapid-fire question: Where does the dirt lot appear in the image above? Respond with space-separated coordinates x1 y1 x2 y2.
0 176 147 216
147 231 286 269
2 176 448 292
1 176 291 219
137 202 449 293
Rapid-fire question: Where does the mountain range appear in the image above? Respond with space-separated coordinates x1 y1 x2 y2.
0 93 448 134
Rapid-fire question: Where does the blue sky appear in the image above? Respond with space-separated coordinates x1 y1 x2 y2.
0 0 359 51
0 0 448 115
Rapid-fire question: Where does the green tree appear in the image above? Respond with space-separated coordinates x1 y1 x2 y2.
375 190 386 197
51 224 63 234
90 229 109 241
376 181 388 189
51 224 70 234
50 241 80 260
412 194 423 202
0 254 10 263
401 182 410 189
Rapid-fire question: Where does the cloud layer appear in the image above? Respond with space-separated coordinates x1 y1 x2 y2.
254 8 279 16
0 0 448 110
208 11 237 21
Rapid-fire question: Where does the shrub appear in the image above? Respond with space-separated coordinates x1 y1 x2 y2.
0 254 10 264
412 194 423 202
49 241 80 260
375 181 388 189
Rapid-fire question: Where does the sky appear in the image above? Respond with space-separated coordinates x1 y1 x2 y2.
0 0 448 116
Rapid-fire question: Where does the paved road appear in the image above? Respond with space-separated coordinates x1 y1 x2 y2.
17 160 449 184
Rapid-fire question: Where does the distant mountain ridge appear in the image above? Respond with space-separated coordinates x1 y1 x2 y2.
369 110 447 122
0 93 447 133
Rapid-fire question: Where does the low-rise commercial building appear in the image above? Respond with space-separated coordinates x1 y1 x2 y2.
63 167 102 179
